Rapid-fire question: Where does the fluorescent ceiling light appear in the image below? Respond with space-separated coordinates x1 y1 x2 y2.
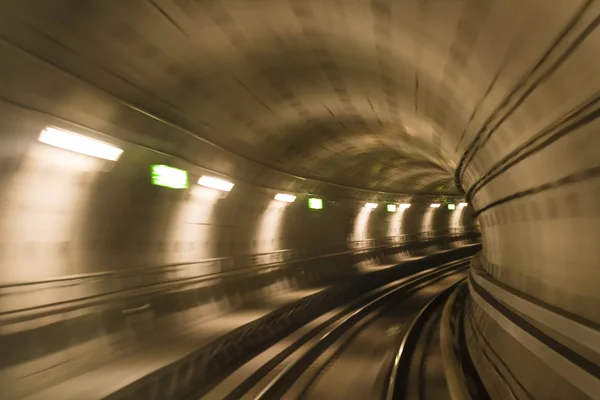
198 176 234 192
365 203 378 209
458 202 468 208
399 203 411 209
430 203 441 208
275 193 296 203
38 126 123 161
386 204 397 212
448 204 456 210
151 165 188 189
308 198 323 209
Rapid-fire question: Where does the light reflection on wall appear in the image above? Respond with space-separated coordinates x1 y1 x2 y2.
30 143 109 172
256 199 288 253
352 207 373 242
0 143 103 311
387 208 407 237
0 144 105 281
165 185 222 265
421 206 437 233
450 204 467 231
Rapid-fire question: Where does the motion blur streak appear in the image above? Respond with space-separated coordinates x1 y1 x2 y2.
39 127 124 161
0 0 597 399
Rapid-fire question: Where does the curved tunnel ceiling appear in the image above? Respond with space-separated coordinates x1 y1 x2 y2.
0 0 503 196
0 0 593 198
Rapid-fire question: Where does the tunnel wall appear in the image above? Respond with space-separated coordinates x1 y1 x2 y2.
454 2 600 398
455 0 599 327
0 37 479 285
0 141 480 398
0 45 478 397
0 114 478 399
0 103 475 283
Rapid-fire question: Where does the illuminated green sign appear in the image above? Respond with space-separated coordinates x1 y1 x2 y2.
448 203 456 210
386 204 397 212
308 198 323 209
151 165 189 189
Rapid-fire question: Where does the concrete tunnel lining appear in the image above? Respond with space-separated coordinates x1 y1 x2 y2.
0 0 598 398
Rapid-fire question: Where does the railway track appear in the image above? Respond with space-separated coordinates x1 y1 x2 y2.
199 257 473 400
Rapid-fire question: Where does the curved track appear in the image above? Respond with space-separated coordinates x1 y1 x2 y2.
200 258 471 400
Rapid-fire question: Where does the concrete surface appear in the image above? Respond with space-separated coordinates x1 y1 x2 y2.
0 0 597 398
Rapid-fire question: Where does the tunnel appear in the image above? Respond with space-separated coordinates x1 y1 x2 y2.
0 0 597 399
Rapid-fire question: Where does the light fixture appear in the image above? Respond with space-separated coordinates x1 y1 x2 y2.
198 176 234 192
151 165 188 189
308 198 323 209
386 204 397 212
365 203 378 209
448 203 456 210
458 202 468 208
430 203 441 208
38 126 123 161
274 193 296 203
399 203 411 209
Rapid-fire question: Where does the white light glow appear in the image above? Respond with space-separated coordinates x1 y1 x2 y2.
0 144 92 283
399 203 411 209
352 208 372 241
191 185 227 200
274 193 296 203
451 202 467 231
458 202 468 208
388 205 407 237
168 186 218 265
256 200 287 253
198 176 234 192
365 203 378 209
38 127 123 161
430 203 441 208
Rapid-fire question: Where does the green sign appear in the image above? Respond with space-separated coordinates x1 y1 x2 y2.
151 164 189 189
448 203 456 210
308 198 323 210
386 204 397 212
